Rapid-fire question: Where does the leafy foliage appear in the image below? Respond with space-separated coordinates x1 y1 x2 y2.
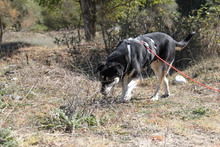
0 0 18 44
11 0 42 30
36 0 81 30
172 3 220 67
0 0 17 19
37 0 61 7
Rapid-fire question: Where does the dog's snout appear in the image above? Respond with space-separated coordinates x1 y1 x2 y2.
100 86 107 95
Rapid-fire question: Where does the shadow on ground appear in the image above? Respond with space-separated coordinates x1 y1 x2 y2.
0 42 32 58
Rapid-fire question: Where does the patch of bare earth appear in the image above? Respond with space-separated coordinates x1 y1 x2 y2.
0 32 219 146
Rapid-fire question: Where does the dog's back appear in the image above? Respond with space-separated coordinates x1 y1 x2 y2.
141 32 195 50
137 32 195 64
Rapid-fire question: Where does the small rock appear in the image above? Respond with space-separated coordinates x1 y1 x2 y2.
173 75 187 84
11 94 22 101
4 71 15 75
10 77 18 81
3 65 16 70
8 65 17 68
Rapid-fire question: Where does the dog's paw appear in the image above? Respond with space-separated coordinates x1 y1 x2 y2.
161 94 169 98
150 96 159 101
120 96 131 102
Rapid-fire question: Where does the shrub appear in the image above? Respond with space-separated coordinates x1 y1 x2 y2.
29 24 48 32
12 0 42 30
165 4 220 68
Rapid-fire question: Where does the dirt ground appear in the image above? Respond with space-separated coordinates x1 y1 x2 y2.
0 31 219 147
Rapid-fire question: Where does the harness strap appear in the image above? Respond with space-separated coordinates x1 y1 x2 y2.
139 39 157 61
140 41 151 54
125 38 157 74
125 39 132 74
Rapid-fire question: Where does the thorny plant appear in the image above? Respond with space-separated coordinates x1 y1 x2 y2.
37 74 100 133
54 29 82 55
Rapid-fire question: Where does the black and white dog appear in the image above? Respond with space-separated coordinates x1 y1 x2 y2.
97 32 195 101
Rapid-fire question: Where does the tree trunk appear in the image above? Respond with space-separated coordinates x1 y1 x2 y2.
79 0 97 41
0 17 3 50
176 0 206 16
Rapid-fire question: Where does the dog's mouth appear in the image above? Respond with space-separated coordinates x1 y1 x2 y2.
100 77 120 96
100 84 108 95
100 88 109 96
100 82 114 96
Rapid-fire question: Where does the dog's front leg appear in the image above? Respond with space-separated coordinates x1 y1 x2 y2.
121 77 139 101
121 75 129 101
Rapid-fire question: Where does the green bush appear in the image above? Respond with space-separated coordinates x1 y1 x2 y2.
41 0 81 30
29 24 48 32
12 0 43 30
169 4 220 68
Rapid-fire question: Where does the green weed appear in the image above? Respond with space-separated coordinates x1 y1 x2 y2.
0 128 18 147
0 89 9 109
38 108 98 133
181 107 210 120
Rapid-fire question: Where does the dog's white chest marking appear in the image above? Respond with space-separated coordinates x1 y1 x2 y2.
127 44 131 62
105 77 120 94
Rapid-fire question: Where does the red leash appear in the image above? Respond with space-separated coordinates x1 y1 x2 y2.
142 42 220 93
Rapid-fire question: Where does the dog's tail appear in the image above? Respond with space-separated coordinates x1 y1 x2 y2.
175 32 195 50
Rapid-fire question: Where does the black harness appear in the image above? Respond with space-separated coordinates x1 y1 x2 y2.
124 37 157 75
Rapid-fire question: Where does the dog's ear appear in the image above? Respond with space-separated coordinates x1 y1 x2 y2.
104 62 121 71
99 62 122 73
105 62 125 78
115 64 124 77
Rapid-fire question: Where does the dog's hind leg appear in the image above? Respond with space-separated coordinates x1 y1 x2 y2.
161 60 173 98
150 60 168 101
162 76 170 98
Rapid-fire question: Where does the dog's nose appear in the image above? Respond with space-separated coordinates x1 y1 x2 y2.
100 87 105 94
100 87 107 96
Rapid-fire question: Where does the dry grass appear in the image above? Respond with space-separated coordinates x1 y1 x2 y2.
0 32 220 147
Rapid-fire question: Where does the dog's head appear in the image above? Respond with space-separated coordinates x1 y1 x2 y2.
96 61 124 96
